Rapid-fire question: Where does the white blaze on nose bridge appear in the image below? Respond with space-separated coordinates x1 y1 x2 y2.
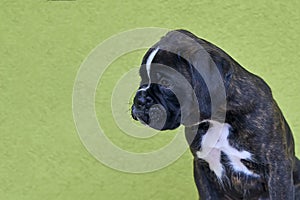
138 47 160 92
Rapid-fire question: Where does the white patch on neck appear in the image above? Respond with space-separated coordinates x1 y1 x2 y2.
138 47 159 92
196 120 258 180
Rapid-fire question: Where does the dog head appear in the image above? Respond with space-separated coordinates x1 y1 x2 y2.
131 30 234 130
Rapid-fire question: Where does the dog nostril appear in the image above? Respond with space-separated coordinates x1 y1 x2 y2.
137 96 147 107
135 90 153 109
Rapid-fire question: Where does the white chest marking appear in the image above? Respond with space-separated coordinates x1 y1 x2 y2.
196 120 258 180
138 47 159 92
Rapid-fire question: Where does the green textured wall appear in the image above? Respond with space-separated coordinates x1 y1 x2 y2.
1 1 300 199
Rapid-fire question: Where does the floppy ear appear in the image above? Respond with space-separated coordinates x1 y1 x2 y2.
187 58 212 121
156 30 232 122
210 53 234 90
187 48 231 122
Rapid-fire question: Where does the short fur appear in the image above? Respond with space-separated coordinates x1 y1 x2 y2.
131 29 300 199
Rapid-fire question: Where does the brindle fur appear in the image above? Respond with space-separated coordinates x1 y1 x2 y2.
132 29 300 199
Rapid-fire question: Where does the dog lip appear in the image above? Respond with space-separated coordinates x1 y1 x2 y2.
131 106 138 120
137 117 148 125
132 106 150 124
148 104 168 130
149 105 162 120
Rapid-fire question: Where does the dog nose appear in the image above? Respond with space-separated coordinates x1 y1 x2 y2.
135 90 147 108
134 90 153 109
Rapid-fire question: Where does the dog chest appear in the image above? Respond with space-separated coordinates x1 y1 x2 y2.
195 121 259 180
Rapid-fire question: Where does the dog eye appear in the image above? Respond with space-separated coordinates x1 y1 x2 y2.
159 78 172 88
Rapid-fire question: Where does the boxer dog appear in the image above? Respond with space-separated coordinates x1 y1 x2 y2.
131 29 300 199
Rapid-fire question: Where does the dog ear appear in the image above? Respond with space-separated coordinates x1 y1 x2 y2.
156 30 231 121
187 48 231 121
211 54 234 90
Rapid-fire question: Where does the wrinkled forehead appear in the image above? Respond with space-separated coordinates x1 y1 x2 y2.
139 47 190 80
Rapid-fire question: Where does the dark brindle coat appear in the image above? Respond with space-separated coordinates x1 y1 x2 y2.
131 30 300 199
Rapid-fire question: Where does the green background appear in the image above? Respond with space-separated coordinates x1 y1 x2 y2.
1 1 300 199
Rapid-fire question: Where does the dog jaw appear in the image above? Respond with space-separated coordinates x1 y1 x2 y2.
131 102 181 130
